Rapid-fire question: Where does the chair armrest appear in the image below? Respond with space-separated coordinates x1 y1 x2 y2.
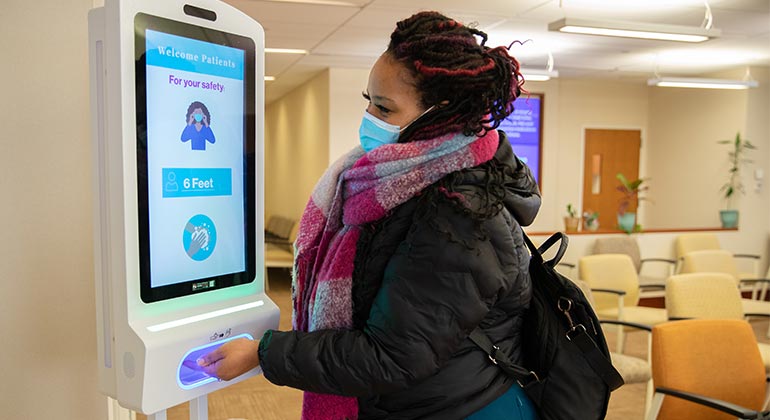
591 288 627 296
734 254 761 260
599 319 652 332
639 283 666 291
740 278 770 286
556 262 576 269
640 258 676 265
745 313 770 319
655 386 763 418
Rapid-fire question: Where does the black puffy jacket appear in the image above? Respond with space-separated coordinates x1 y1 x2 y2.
259 132 541 419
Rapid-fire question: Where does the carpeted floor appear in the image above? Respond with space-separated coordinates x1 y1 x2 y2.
139 268 770 420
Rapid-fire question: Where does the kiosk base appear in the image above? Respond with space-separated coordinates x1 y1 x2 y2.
148 395 208 420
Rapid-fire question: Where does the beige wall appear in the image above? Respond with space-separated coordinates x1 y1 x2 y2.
743 67 770 254
646 77 749 228
264 71 330 221
1 0 107 418
644 66 770 269
328 68 370 165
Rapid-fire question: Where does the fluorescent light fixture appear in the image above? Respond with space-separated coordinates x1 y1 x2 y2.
265 76 276 81
549 18 721 43
648 77 759 90
146 300 265 332
521 68 559 82
265 48 308 55
259 0 360 6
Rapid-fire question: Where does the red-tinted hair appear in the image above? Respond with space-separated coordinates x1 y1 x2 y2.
386 11 525 142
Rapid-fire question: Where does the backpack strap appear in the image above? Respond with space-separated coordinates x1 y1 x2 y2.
568 326 625 391
523 232 568 267
468 327 540 386
470 325 623 391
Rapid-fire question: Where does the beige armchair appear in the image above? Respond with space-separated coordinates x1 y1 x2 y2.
674 233 760 278
579 254 668 354
664 272 770 372
680 250 770 313
593 237 676 288
264 221 298 291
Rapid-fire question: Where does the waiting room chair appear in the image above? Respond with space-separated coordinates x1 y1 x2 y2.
264 221 299 291
680 250 770 315
664 272 770 372
674 232 760 277
593 237 675 288
579 254 668 354
647 319 770 420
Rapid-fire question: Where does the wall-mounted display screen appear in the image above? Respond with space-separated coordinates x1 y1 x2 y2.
499 94 543 187
135 13 256 303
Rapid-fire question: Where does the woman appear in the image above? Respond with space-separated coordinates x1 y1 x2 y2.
199 11 541 420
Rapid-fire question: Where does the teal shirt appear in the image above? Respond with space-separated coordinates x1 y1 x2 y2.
466 384 537 420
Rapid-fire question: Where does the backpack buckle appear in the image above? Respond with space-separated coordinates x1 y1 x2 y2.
517 371 540 388
566 324 587 341
488 345 500 365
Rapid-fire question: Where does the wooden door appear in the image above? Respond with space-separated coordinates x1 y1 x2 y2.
582 129 641 230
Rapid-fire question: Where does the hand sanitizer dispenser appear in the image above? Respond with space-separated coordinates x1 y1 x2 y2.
88 0 279 415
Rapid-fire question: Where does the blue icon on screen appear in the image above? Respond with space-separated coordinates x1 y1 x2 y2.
183 214 217 261
181 101 216 151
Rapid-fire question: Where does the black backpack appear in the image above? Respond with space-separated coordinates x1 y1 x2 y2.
469 232 624 420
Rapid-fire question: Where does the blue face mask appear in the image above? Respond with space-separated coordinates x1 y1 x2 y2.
193 113 204 122
358 111 401 152
358 106 435 153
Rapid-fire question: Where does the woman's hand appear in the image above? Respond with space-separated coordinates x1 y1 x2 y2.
197 338 260 381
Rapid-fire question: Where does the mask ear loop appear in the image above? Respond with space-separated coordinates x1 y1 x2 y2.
399 105 437 133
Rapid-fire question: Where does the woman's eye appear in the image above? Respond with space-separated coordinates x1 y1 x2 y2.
376 105 390 114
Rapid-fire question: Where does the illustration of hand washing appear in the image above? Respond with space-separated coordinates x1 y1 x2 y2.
183 214 217 261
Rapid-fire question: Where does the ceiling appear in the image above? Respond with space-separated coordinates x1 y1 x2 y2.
223 0 770 104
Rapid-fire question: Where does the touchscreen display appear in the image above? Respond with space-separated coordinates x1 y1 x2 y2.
135 14 256 303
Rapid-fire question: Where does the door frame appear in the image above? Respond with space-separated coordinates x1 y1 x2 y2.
578 125 648 230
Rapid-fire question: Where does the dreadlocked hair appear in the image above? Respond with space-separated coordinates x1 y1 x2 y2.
387 11 526 143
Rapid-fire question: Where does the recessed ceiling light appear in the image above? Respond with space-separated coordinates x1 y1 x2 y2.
265 76 276 81
549 18 721 43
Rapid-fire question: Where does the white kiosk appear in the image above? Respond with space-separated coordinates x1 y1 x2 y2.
88 0 279 417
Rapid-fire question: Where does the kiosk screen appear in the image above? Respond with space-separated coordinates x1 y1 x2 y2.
135 13 256 303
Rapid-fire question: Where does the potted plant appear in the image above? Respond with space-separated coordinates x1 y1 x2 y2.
718 132 756 228
583 210 599 231
616 173 649 234
564 203 580 233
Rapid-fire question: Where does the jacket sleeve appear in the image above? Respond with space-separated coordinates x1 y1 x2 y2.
258 203 519 397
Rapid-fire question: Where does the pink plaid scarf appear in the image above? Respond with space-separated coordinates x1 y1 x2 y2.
292 129 499 420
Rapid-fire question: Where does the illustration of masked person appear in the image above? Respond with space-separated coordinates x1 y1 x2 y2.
181 101 216 151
